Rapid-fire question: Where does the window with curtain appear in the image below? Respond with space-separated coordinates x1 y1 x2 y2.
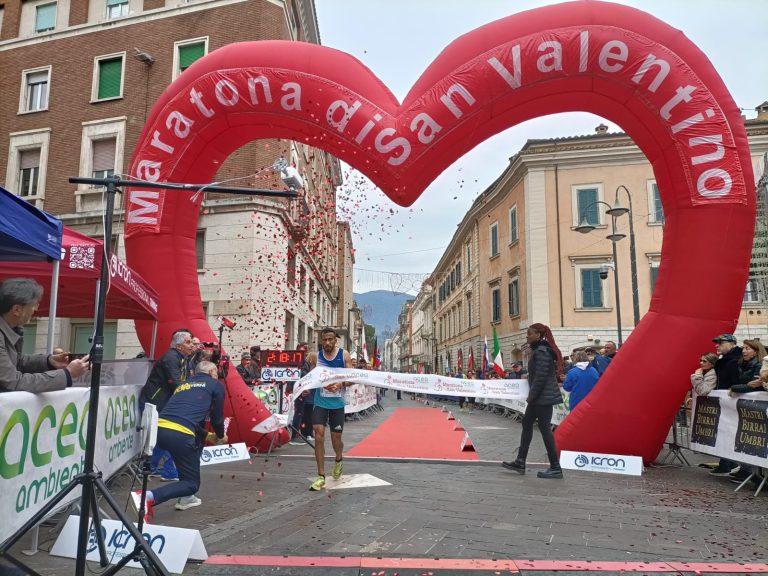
651 183 665 224
196 229 205 270
35 2 56 32
650 266 659 293
178 42 205 75
18 149 41 197
491 286 501 322
92 138 116 179
508 278 520 316
466 241 471 271
24 70 49 112
490 222 499 257
581 269 603 308
106 0 129 19
577 187 599 225
744 279 760 303
466 294 472 327
96 56 123 100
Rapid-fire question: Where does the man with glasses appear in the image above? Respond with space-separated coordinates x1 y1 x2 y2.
0 278 91 392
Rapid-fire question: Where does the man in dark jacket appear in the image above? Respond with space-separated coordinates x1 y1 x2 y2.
141 329 196 480
710 333 742 476
140 330 195 409
713 334 742 390
131 360 227 522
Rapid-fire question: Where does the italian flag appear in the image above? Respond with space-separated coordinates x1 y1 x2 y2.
492 325 505 376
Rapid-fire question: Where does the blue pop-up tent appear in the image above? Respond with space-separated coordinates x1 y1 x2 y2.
0 186 63 352
0 186 63 261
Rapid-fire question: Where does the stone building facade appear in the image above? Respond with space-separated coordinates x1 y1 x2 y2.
0 0 353 358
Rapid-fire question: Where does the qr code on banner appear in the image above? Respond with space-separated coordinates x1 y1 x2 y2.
68 245 96 269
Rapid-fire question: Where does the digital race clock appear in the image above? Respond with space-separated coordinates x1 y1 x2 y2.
260 349 306 367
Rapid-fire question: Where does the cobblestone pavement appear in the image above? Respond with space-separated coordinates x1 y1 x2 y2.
4 396 767 575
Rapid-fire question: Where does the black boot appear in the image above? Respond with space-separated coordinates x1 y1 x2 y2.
537 467 563 479
502 459 526 474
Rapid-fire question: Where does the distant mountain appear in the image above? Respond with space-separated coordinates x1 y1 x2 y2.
354 290 413 340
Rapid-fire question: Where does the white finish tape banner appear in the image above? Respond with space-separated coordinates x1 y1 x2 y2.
293 367 530 401
0 385 142 546
690 390 768 467
476 394 571 425
344 384 378 414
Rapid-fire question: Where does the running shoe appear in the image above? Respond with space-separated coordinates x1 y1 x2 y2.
332 459 343 480
309 475 326 491
175 495 202 510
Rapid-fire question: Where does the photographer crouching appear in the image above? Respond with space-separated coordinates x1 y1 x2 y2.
132 360 227 523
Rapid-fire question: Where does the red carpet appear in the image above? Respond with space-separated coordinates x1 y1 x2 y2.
346 407 479 460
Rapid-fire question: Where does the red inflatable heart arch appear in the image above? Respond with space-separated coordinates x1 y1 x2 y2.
125 1 754 460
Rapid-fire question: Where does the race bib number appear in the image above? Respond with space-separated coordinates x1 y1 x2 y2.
320 386 343 398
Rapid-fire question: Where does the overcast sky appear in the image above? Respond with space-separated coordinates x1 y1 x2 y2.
315 0 768 294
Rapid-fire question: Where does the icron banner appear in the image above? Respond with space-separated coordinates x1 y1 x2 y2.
0 385 142 546
690 390 768 466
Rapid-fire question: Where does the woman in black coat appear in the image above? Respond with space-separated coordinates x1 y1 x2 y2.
503 323 564 479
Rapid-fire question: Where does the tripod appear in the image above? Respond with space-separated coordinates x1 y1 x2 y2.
0 175 296 575
659 406 690 466
0 177 169 576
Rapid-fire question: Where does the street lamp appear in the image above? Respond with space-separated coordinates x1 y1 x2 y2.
575 200 625 346
609 185 639 327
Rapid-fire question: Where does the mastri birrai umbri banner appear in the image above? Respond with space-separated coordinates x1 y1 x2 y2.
0 384 142 546
690 390 768 467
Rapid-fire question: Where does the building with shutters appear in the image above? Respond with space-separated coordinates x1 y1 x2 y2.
424 115 768 372
0 0 353 359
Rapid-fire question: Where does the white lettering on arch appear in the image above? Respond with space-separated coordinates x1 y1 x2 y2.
690 135 725 166
697 168 732 198
598 40 628 73
440 84 476 119
410 113 442 145
248 76 273 104
537 40 562 73
632 54 671 93
215 79 240 106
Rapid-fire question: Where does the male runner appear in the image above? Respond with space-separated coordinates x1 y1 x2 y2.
306 327 354 491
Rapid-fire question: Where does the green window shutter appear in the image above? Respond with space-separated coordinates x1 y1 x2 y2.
179 43 205 71
650 266 659 292
21 323 38 355
98 58 122 99
36 3 57 31
582 269 603 308
578 188 599 225
106 0 125 5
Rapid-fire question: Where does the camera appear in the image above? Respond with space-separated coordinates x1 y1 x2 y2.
599 263 614 280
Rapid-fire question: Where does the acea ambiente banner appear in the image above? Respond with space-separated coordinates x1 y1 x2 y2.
690 390 768 467
0 385 142 545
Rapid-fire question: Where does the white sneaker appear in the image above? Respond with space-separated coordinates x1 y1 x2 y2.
305 436 314 442
289 440 303 446
174 495 202 511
